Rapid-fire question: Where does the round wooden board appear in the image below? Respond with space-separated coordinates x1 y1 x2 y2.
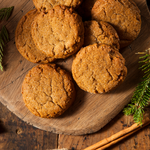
0 0 150 135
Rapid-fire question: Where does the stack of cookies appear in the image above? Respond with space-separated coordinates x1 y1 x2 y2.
15 0 141 118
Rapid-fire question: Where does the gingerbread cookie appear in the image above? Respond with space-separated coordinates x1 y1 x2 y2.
15 9 55 63
91 0 141 48
33 0 83 12
22 64 75 118
31 5 84 59
72 44 127 94
84 20 120 49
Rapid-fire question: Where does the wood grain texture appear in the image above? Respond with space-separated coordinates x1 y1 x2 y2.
58 113 150 150
0 0 150 135
0 102 58 150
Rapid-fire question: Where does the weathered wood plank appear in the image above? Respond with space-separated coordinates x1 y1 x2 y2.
0 102 58 150
58 113 150 150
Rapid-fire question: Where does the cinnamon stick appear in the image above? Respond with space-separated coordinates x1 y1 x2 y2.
96 121 150 150
84 117 150 150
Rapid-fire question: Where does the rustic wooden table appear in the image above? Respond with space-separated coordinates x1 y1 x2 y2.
1 101 150 150
0 0 150 150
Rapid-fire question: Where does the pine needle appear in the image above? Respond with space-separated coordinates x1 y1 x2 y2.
0 6 14 71
0 6 14 21
0 26 9 71
123 49 150 124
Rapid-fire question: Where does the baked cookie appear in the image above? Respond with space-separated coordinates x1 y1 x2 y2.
91 0 141 48
84 20 120 49
72 44 127 94
15 9 55 63
31 5 84 59
32 0 82 12
22 64 75 118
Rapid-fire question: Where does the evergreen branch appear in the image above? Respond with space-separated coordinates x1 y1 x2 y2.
0 6 14 71
0 26 9 71
123 49 150 124
0 6 14 21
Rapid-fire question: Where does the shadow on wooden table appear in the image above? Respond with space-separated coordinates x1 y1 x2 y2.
0 120 8 134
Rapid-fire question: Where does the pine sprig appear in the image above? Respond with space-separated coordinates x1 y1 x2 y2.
0 6 14 21
0 6 14 71
0 26 9 71
123 49 150 124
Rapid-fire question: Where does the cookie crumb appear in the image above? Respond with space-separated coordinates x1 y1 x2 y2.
16 128 23 134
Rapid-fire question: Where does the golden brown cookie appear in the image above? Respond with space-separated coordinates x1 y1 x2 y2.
84 20 120 49
72 44 127 94
22 64 75 118
32 0 82 12
15 9 55 63
91 0 141 48
31 5 84 59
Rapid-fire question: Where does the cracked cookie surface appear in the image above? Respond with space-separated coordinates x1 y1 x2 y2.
91 0 141 48
22 64 75 118
33 0 82 12
31 5 84 59
15 9 55 63
84 20 120 49
72 44 127 94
